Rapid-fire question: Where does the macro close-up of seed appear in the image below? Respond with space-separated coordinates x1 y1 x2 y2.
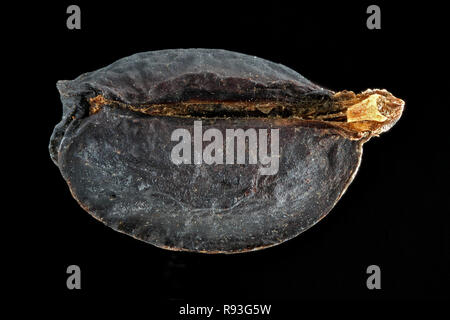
49 48 404 253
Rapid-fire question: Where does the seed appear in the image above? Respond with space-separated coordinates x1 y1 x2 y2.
49 49 404 253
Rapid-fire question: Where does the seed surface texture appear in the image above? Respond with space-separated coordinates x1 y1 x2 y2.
50 49 404 253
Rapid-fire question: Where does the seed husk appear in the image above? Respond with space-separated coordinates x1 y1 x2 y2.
49 49 404 253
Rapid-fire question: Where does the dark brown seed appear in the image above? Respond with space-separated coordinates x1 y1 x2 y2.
49 49 404 253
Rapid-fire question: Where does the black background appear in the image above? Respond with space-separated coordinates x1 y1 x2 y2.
13 0 449 312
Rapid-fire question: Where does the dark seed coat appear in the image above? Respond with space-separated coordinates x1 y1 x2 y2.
50 49 400 253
